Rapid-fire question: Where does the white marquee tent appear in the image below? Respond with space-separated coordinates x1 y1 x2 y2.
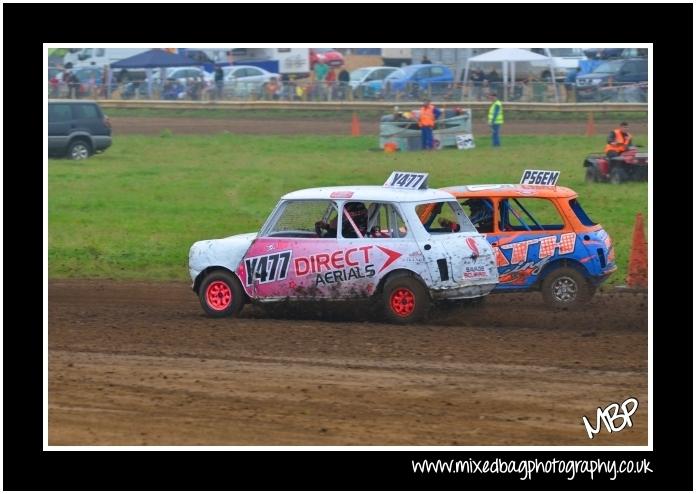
463 48 559 102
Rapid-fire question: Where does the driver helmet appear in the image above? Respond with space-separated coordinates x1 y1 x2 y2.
465 199 492 225
343 202 368 234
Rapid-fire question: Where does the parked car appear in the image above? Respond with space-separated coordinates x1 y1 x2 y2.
188 172 498 323
223 65 280 97
575 58 648 101
224 65 279 83
164 66 213 84
48 100 112 160
349 66 399 98
442 179 616 308
367 64 455 99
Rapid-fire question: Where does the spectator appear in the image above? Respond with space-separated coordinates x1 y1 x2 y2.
49 74 60 97
264 77 281 100
564 66 579 102
418 98 441 151
421 55 432 64
325 67 337 100
68 72 81 99
117 68 130 84
487 69 501 97
337 68 350 100
314 59 329 100
214 65 224 99
469 68 485 101
487 92 504 147
604 122 632 159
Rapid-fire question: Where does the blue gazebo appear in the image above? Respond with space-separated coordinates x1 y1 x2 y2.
109 49 196 98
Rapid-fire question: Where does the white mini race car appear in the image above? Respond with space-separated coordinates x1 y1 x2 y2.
189 172 498 323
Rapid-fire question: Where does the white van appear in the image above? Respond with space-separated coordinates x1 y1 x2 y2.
68 48 149 68
529 48 586 81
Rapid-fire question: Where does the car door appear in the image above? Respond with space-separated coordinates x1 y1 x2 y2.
491 197 576 289
412 200 497 290
48 103 73 151
335 201 418 298
243 67 265 83
413 67 430 90
238 199 342 300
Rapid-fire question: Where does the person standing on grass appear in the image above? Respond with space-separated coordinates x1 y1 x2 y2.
418 98 441 150
487 92 504 147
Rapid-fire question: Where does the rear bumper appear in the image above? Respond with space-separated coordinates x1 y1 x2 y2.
93 135 112 151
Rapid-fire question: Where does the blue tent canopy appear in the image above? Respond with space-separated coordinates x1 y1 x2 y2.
111 49 194 69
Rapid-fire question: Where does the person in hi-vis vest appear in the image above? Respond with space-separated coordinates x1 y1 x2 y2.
487 92 504 147
418 98 441 150
604 122 633 159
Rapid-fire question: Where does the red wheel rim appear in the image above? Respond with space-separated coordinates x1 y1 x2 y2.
390 288 415 317
206 281 232 310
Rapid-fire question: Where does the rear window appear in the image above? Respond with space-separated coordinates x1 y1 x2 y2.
49 104 72 123
569 199 596 227
73 104 100 120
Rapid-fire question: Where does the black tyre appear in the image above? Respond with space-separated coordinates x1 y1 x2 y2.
584 166 598 183
382 273 429 324
609 167 628 184
198 270 245 318
67 139 91 160
541 267 593 309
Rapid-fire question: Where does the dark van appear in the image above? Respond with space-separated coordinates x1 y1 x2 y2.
48 100 112 160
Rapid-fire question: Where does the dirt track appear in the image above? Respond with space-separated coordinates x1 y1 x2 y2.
111 116 648 136
49 280 648 446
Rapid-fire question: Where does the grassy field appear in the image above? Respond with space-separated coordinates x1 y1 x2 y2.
48 133 648 286
103 107 648 123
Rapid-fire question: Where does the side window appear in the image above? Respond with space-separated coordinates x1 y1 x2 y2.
430 66 445 77
247 68 263 76
73 104 100 120
414 68 429 80
415 201 476 234
498 198 565 231
365 203 409 238
461 198 494 233
266 200 338 238
49 104 72 123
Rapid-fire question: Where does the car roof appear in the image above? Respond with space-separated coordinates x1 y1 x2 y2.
282 185 456 203
442 184 578 199
227 65 268 71
354 66 398 71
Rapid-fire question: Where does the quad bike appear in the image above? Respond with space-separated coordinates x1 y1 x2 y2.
583 146 648 184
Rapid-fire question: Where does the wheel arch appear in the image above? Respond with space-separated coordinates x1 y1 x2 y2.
536 258 591 289
194 266 247 300
374 268 431 299
68 134 94 153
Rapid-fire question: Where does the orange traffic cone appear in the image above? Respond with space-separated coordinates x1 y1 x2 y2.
585 111 596 136
626 212 648 288
351 111 361 136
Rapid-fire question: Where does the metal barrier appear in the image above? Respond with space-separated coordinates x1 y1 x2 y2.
48 79 649 105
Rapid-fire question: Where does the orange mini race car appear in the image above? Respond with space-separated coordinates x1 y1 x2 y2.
443 172 616 308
